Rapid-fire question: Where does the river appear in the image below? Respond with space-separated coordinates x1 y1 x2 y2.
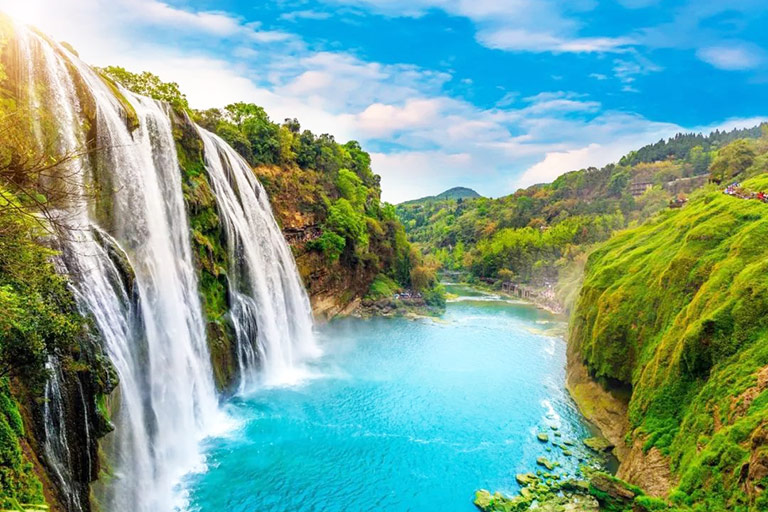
184 285 596 511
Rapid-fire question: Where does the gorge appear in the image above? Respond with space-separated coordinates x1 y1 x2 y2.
3 8 768 512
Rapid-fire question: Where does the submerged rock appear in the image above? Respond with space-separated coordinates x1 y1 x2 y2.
583 436 614 453
536 456 556 471
537 433 549 442
516 473 539 486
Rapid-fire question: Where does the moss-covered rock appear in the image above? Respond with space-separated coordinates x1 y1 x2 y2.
536 456 556 471
583 436 614 453
171 111 238 391
516 473 539 486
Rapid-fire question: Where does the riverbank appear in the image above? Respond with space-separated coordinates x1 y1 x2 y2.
565 341 675 498
445 280 566 317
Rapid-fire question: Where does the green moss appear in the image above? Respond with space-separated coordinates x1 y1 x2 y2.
571 176 768 510
171 112 237 390
0 382 45 508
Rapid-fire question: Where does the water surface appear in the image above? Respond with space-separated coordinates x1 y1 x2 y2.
186 286 595 511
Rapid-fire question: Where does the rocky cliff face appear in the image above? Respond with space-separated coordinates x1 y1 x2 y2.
252 163 409 321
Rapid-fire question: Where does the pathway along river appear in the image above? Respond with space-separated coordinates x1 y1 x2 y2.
184 285 599 511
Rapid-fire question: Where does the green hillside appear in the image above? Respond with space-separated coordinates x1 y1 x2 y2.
570 173 768 511
397 125 768 308
401 186 482 205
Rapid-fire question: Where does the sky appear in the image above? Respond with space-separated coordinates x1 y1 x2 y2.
2 0 768 202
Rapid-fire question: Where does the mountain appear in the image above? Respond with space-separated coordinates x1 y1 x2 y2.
400 186 482 205
435 186 482 200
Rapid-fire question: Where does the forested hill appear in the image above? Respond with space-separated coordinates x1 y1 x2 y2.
620 125 764 167
401 186 482 205
101 67 443 318
397 124 768 308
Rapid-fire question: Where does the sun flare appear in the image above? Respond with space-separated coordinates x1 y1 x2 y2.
1 1 42 26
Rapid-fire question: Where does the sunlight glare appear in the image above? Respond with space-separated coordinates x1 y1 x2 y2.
1 0 42 26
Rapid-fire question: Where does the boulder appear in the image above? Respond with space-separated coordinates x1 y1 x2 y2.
537 456 556 470
516 473 539 486
583 436 614 453
588 472 638 509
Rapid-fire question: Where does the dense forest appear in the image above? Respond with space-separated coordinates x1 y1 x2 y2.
397 124 768 307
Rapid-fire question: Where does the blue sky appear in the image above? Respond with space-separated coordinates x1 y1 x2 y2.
3 0 768 202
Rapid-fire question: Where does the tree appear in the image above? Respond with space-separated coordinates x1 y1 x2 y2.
709 139 756 183
688 145 710 174
336 169 366 209
326 198 368 249
100 66 189 110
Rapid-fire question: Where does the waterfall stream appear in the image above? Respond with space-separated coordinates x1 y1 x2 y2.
11 23 316 512
198 128 318 390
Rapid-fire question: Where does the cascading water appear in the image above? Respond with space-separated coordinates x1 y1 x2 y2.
197 128 318 389
10 21 316 512
42 358 87 512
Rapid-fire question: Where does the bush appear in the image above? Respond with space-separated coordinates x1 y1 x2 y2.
367 274 398 299
308 231 346 262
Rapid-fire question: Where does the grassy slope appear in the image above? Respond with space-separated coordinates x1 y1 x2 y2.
570 176 768 511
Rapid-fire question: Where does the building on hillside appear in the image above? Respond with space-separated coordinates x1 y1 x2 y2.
630 180 653 197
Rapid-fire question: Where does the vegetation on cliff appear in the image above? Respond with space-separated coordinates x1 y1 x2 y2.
571 158 768 510
103 66 442 316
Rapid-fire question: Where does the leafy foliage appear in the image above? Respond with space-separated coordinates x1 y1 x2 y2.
99 66 189 111
191 102 438 300
619 125 765 167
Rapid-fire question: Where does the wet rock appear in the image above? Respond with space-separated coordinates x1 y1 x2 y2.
537 456 556 471
516 473 539 486
583 436 614 453
537 432 549 442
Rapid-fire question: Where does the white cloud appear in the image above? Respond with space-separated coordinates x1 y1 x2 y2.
352 99 445 137
280 10 332 21
696 45 763 71
371 151 484 203
6 0 764 205
516 144 606 188
478 30 632 53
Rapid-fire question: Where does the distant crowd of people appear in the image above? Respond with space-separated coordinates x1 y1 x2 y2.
394 290 423 300
723 182 768 203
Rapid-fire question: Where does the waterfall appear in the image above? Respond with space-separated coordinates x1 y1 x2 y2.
42 359 86 512
198 129 318 389
10 20 317 512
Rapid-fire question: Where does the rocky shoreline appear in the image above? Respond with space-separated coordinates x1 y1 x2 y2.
565 351 674 499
